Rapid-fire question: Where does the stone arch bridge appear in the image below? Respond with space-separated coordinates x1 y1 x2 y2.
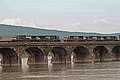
0 41 120 66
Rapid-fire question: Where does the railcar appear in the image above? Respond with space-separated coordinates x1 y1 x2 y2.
64 36 85 42
64 36 119 42
0 36 13 42
12 35 61 42
12 35 31 42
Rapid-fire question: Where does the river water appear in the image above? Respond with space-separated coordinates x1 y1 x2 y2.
0 57 120 80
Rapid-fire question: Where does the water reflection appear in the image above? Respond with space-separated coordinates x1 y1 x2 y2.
0 58 120 80
28 64 48 72
2 66 22 72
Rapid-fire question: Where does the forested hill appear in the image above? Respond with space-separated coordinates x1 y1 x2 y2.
0 24 119 38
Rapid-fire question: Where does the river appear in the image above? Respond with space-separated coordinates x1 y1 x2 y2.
0 57 120 80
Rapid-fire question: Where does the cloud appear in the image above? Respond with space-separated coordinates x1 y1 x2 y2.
93 19 109 23
100 19 108 22
0 18 119 34
0 18 36 27
67 22 81 26
34 22 82 32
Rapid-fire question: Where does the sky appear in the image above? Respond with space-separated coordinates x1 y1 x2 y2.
0 0 120 33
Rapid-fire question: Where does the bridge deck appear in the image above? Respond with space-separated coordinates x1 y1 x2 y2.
0 41 120 47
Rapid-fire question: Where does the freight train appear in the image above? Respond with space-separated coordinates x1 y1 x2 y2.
0 35 119 42
0 35 61 42
64 36 119 42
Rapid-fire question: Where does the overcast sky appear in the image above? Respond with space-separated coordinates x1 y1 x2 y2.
0 0 120 33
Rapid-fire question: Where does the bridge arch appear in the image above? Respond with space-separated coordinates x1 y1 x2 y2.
93 46 108 61
73 46 89 62
0 48 18 66
24 47 45 64
112 46 120 60
51 47 68 63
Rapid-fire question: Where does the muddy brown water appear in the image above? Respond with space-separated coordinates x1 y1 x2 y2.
0 57 120 80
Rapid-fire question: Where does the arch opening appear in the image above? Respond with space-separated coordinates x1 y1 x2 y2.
93 46 108 61
0 48 18 66
112 46 120 59
73 46 89 61
52 47 68 63
25 47 45 64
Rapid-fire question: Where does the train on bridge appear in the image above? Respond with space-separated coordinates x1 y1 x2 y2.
0 35 60 42
64 36 119 42
0 35 119 42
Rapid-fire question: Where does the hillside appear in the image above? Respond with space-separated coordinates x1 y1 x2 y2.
0 24 119 38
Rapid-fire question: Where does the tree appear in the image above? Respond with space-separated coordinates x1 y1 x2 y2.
44 46 52 56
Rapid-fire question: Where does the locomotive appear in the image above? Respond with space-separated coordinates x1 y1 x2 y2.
0 35 61 42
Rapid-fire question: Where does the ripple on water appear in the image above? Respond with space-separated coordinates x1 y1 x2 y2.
1 58 120 80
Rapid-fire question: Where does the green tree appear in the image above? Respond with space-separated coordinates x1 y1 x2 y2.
44 46 53 56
